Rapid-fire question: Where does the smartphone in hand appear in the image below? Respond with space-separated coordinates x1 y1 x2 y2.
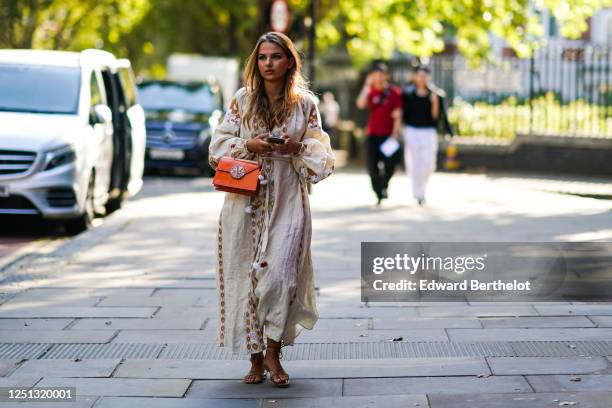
267 136 285 144
268 129 286 144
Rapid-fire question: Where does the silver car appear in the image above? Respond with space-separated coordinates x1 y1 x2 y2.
0 49 145 234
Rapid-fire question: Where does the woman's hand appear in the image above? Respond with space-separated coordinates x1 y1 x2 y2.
364 72 375 89
356 72 374 109
246 133 273 154
272 135 303 155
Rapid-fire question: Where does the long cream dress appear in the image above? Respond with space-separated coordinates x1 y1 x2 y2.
208 87 334 355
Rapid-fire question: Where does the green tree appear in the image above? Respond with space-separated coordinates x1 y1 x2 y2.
311 0 612 67
121 0 258 76
0 0 150 51
1 0 610 73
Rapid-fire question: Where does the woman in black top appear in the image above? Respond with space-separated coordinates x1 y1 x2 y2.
401 65 440 206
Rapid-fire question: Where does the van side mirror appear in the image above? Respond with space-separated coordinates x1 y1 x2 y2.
92 104 112 125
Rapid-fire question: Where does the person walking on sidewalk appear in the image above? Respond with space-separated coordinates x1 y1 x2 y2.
208 32 334 388
401 64 445 206
356 63 403 206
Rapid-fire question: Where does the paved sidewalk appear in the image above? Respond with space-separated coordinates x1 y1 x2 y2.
0 170 611 407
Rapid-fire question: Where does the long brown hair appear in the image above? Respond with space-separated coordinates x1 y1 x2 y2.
242 32 309 130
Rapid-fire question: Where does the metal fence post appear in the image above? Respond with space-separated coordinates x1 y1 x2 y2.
529 53 535 136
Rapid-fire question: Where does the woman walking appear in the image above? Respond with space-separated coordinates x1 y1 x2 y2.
208 32 334 387
356 63 402 206
401 64 441 206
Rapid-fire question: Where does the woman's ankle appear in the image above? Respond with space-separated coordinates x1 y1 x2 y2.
250 352 263 361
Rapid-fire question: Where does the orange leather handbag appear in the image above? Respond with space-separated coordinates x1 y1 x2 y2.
213 157 261 197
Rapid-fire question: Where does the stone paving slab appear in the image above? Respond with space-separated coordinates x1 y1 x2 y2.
36 278 149 289
366 301 470 306
588 316 612 327
186 379 341 398
0 297 102 307
295 318 370 330
0 375 40 387
447 328 612 341
119 279 216 289
97 296 202 307
535 305 612 316
260 395 429 408
111 329 216 343
153 307 216 320
487 357 611 375
114 358 489 379
372 317 481 329
0 395 99 408
526 374 612 392
315 307 418 318
105 396 261 408
151 289 214 298
69 317 207 330
0 330 116 343
343 376 532 396
296 328 448 342
15 288 155 298
96 397 258 408
9 359 122 378
0 307 157 318
207 317 372 332
0 318 73 330
36 377 191 397
418 306 538 317
428 392 612 408
479 316 596 328
136 271 216 280
0 360 19 376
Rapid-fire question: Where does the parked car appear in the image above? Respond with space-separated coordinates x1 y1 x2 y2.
137 80 223 176
0 49 146 234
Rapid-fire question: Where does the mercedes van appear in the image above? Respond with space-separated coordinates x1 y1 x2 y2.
0 49 145 234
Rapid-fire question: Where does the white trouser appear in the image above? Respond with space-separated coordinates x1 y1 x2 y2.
403 125 438 200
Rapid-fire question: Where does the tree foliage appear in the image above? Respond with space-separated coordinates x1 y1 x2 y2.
312 0 612 67
0 0 150 50
1 0 609 73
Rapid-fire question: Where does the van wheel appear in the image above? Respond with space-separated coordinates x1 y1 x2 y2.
64 174 95 235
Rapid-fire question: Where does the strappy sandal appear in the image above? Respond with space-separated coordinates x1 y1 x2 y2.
263 342 290 388
243 354 266 384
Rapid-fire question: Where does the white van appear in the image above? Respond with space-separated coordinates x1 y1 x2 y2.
0 49 145 234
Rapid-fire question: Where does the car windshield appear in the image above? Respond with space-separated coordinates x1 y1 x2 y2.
0 63 80 114
137 82 217 113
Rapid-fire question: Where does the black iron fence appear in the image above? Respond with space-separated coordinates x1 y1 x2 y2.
389 44 612 139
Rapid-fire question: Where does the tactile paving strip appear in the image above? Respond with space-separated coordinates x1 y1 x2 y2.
1 341 611 360
41 343 164 359
0 343 51 359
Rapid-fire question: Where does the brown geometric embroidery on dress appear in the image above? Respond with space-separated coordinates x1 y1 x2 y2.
244 159 272 353
217 217 226 347
307 104 319 129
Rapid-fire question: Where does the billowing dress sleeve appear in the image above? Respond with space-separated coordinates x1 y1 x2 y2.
291 94 335 184
208 88 255 169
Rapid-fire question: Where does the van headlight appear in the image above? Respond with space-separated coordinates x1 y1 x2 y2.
43 145 76 171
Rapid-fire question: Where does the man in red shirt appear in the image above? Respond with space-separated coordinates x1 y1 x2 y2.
356 63 402 206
